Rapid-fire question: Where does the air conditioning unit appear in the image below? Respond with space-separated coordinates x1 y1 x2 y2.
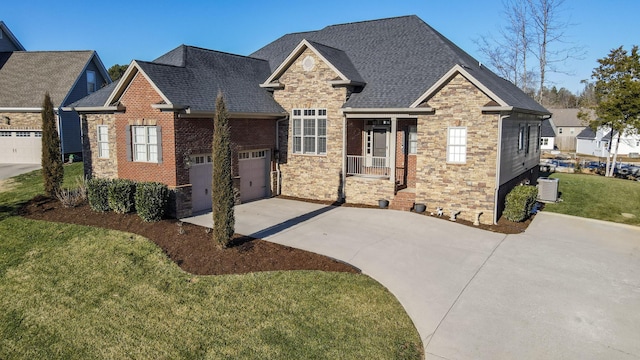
537 177 559 202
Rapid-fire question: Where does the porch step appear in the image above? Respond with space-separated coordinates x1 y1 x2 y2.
390 189 416 211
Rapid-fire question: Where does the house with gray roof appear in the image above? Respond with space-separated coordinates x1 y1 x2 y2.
0 21 111 164
548 108 587 151
71 15 548 223
540 118 556 151
577 125 640 158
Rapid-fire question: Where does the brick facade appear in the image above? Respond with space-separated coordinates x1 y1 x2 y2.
273 49 347 202
414 73 498 224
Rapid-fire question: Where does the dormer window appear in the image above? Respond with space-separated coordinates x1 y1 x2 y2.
87 70 96 93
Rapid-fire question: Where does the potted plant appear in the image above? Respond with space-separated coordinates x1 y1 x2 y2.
414 203 426 213
378 199 389 208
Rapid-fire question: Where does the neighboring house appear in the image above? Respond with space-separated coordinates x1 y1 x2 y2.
0 21 111 164
540 118 556 151
70 16 548 224
548 108 587 152
577 126 640 158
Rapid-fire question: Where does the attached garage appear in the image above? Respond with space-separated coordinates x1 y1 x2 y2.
0 130 42 164
238 149 270 203
189 154 213 214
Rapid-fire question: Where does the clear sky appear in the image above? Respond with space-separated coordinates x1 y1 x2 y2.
2 0 637 94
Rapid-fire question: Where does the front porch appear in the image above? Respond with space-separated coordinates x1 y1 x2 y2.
342 117 418 208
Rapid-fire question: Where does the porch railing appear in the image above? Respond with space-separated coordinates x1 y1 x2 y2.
346 155 390 177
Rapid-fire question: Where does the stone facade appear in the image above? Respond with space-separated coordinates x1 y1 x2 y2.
414 73 499 224
82 113 117 179
0 112 42 130
273 49 347 202
344 176 395 206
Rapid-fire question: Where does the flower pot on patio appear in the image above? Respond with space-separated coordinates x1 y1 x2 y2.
414 203 426 213
378 199 389 209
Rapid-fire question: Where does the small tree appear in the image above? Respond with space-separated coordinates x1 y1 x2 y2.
41 92 64 197
211 93 235 248
579 45 640 177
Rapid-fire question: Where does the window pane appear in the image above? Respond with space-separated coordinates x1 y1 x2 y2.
304 119 315 135
318 137 327 154
148 145 158 162
135 144 147 161
293 137 301 153
317 119 326 136
303 137 315 153
147 127 157 144
134 127 145 143
293 119 301 136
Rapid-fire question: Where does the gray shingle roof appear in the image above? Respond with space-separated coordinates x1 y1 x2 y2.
541 118 556 137
251 15 547 112
576 127 595 139
135 46 284 114
549 108 586 127
307 41 364 83
69 79 120 108
0 51 96 107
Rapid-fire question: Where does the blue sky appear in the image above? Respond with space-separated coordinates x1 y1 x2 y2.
3 0 637 94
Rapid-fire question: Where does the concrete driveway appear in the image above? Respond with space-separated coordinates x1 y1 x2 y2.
183 198 640 359
0 163 41 180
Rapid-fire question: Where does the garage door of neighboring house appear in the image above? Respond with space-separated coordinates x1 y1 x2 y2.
238 150 270 203
0 130 42 164
189 154 213 214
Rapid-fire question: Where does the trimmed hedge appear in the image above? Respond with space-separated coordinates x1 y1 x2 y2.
87 178 111 212
108 179 136 214
503 185 538 222
135 182 169 222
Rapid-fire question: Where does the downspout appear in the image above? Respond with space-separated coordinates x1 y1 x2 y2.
342 115 347 202
57 111 65 162
493 113 509 224
275 116 288 195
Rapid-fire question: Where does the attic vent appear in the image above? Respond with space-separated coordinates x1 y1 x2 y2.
302 56 315 71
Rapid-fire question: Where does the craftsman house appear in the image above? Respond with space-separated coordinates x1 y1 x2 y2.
0 21 111 163
70 15 548 224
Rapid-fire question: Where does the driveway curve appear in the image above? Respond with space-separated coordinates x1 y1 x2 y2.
183 198 640 359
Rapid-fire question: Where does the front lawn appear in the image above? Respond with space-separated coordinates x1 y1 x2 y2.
544 173 640 226
0 165 422 359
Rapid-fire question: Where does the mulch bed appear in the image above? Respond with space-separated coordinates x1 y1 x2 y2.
19 196 360 276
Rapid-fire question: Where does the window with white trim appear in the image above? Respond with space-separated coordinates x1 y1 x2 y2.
292 108 327 155
408 125 417 154
0 131 11 137
132 126 158 162
97 125 109 158
525 125 531 154
16 131 30 137
536 125 541 151
541 138 549 146
518 126 525 152
87 70 96 93
447 127 466 163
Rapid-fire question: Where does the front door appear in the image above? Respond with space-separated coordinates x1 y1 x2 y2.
365 128 389 167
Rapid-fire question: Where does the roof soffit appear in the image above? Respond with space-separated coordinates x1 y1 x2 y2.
104 60 172 107
262 39 352 86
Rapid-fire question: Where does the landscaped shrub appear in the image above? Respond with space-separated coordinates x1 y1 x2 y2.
108 179 136 214
56 176 87 208
87 178 111 212
503 185 538 222
135 182 168 222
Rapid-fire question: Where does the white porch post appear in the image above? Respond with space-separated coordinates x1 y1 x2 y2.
390 116 397 184
342 116 347 201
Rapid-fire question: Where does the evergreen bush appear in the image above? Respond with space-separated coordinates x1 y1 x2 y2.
108 179 136 214
135 182 168 222
503 185 538 222
41 93 64 197
87 178 111 212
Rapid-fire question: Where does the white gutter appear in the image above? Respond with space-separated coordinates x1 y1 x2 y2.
62 105 125 113
341 107 434 114
0 107 44 112
482 106 551 117
151 104 187 111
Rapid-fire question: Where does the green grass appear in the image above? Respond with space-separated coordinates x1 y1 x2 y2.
0 165 423 359
544 173 640 226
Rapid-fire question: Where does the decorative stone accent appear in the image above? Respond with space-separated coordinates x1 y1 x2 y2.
82 113 118 179
344 176 395 206
414 73 498 224
0 112 42 130
273 48 348 202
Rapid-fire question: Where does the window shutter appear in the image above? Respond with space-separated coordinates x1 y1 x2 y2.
156 126 163 163
125 125 132 161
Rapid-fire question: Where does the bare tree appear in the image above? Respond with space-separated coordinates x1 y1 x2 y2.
476 0 583 100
